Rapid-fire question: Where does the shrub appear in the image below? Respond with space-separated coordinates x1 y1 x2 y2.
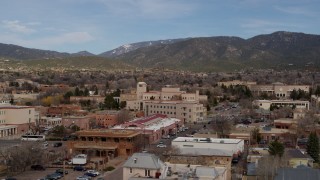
104 166 115 171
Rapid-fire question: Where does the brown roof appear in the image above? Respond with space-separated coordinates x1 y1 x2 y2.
76 129 141 138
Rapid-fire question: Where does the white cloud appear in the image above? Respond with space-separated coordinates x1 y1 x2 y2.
274 6 317 17
241 19 301 29
2 20 36 34
0 31 94 50
36 32 94 45
98 0 196 19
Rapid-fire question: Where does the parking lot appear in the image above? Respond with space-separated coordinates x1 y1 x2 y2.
1 168 106 180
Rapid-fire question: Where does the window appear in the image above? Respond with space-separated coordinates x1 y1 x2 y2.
130 168 132 173
145 169 150 176
29 110 31 114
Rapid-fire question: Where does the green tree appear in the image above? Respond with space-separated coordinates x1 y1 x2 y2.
84 87 89 96
307 132 319 162
268 140 284 157
251 128 262 145
74 87 80 96
104 95 119 109
290 89 298 100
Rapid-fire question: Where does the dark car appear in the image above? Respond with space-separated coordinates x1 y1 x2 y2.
73 166 86 171
53 142 62 147
84 172 97 177
4 178 17 180
31 164 46 170
55 168 68 174
45 174 60 180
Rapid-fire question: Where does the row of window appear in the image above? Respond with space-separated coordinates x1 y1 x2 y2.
0 120 5 124
149 105 176 109
150 111 176 115
81 137 133 142
0 111 6 115
97 118 114 121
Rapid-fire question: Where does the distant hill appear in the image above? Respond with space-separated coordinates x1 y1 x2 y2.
1 31 320 71
72 51 95 57
0 43 70 60
115 31 320 71
99 38 189 57
11 56 134 71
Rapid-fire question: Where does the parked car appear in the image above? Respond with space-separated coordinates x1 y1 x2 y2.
73 166 86 171
86 170 100 176
162 135 170 139
76 175 92 180
55 169 68 174
53 142 62 147
45 173 61 180
31 164 46 170
84 172 98 177
3 178 17 180
156 144 167 148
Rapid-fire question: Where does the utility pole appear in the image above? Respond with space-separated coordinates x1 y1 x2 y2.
63 160 65 180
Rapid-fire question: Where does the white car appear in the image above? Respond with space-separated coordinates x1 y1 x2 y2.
157 144 167 148
86 170 100 176
76 175 92 180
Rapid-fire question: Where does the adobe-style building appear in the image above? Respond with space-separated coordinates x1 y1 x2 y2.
250 82 310 99
218 80 257 87
95 110 120 128
253 99 310 110
123 82 207 123
62 116 94 130
47 105 82 117
70 96 105 104
218 81 310 99
67 129 142 159
39 84 70 92
0 103 38 137
112 114 182 144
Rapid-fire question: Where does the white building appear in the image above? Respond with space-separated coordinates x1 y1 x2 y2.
123 152 167 180
253 99 310 110
172 137 244 156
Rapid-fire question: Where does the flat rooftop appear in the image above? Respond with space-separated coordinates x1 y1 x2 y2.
172 137 243 144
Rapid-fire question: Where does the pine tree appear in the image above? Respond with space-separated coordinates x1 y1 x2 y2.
268 140 284 157
307 132 319 162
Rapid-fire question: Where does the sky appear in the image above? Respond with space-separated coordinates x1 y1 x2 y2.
0 0 319 54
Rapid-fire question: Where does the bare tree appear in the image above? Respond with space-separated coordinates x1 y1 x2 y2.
0 142 46 175
212 116 232 138
117 109 131 124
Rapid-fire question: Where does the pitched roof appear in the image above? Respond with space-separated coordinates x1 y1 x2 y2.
275 167 320 180
123 153 163 170
286 149 313 160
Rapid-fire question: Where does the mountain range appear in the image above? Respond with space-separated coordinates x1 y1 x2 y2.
1 31 320 71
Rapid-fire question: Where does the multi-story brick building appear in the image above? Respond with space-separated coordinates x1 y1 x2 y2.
67 129 142 159
95 110 119 128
